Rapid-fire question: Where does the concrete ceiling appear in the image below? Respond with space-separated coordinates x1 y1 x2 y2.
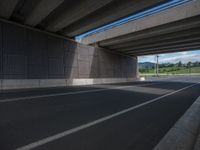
0 0 170 38
100 15 200 56
80 0 200 56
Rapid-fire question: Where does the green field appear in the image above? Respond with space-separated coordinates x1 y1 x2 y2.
139 66 200 75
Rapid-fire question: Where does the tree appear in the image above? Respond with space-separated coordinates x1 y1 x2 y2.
193 61 200 67
178 61 182 67
187 61 191 68
187 61 192 73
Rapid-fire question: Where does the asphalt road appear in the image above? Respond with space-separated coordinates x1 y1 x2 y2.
0 77 200 150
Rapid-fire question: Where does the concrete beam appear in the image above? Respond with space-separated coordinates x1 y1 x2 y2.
81 0 200 44
47 0 115 32
62 0 169 37
25 0 64 26
131 46 200 57
130 45 200 56
107 28 200 49
123 40 200 54
0 0 19 18
117 35 200 52
100 15 200 47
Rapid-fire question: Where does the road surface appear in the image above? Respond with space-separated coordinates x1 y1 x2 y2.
0 76 200 150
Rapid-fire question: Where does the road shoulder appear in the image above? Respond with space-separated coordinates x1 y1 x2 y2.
154 96 200 150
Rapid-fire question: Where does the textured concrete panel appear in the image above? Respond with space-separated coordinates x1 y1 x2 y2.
3 55 27 76
3 23 28 55
63 40 70 52
77 44 89 61
78 60 90 78
48 57 65 78
66 67 79 78
67 41 78 54
0 23 2 79
27 65 48 79
65 52 78 68
27 30 48 78
28 30 47 55
47 36 65 57
88 46 97 56
0 20 137 80
89 55 99 69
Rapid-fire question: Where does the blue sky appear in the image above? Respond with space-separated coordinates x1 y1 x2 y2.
138 50 200 64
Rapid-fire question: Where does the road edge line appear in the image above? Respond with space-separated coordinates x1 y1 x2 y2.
15 82 200 150
0 83 158 103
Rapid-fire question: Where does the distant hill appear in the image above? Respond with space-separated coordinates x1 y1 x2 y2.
139 62 155 69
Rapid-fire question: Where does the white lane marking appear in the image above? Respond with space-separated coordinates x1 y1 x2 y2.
0 83 159 103
15 82 200 150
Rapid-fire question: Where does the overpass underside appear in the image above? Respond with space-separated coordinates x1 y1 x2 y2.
1 0 171 89
99 15 200 56
0 0 199 90
81 0 200 56
0 0 172 90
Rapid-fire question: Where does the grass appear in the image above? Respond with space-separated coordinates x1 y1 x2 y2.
139 66 200 75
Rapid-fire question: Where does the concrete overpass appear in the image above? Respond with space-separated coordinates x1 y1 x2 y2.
0 0 199 89
1 1 200 150
81 0 200 56
0 0 174 89
0 0 169 37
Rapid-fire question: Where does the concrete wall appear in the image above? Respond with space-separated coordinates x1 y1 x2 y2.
0 20 137 89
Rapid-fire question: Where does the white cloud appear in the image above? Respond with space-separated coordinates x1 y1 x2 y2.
179 51 189 55
138 50 200 63
159 54 200 63
138 55 156 63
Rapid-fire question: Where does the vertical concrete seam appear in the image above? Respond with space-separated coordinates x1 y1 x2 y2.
1 21 5 80
25 27 28 79
0 79 2 90
77 44 80 78
0 22 2 80
63 40 67 87
63 39 67 81
45 34 49 79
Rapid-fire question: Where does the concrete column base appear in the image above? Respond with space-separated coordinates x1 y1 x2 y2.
0 78 138 90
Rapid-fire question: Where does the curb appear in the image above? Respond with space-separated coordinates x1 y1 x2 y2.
194 130 200 150
154 96 200 150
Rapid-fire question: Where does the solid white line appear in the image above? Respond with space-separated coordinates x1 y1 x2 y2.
0 83 158 103
15 82 200 150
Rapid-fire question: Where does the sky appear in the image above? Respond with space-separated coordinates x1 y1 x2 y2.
138 50 200 64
